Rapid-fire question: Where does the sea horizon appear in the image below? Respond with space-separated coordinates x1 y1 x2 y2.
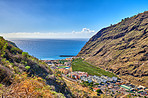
8 38 88 60
6 37 89 41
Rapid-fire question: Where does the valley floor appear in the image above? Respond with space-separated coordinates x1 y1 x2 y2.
44 58 148 98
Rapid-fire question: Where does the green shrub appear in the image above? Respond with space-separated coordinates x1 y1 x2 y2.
10 47 17 54
0 42 8 57
96 89 102 93
25 66 30 70
22 52 29 58
1 58 6 64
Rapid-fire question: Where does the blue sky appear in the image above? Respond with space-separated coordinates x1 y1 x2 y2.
0 0 148 38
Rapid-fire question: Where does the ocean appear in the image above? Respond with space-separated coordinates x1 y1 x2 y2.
9 39 87 60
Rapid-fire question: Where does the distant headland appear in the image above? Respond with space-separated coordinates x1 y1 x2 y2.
59 55 76 57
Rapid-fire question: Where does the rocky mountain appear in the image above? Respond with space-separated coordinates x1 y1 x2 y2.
78 11 148 87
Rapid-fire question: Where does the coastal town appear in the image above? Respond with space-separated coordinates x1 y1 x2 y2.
43 57 148 97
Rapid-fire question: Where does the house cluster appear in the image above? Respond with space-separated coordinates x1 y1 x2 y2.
67 71 148 96
43 60 55 66
44 59 73 74
81 75 117 83
119 84 148 96
68 71 88 79
95 80 148 97
56 61 72 74
67 71 117 84
92 80 148 97
65 58 73 61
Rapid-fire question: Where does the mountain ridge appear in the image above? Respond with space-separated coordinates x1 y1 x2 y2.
78 11 148 87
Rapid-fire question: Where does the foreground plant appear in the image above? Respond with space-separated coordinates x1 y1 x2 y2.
0 72 65 98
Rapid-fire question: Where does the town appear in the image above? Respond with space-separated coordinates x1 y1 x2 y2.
43 58 148 97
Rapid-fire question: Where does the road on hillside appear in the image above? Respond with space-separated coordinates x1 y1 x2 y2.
62 74 77 82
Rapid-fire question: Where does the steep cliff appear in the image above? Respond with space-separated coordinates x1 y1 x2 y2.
78 11 148 87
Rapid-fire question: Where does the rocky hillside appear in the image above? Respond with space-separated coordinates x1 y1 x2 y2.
78 11 148 87
0 36 72 97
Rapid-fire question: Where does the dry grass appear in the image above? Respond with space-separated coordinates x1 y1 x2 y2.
0 72 65 98
63 76 98 97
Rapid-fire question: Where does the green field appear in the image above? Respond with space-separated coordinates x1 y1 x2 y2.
72 58 117 77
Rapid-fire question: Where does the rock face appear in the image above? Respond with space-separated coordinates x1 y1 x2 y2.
78 11 148 87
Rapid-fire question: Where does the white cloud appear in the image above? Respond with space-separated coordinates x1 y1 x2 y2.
72 28 95 34
0 28 95 39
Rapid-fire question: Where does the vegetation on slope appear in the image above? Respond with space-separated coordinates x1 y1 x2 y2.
72 58 116 77
0 36 51 85
0 36 73 97
0 72 65 98
78 11 148 87
63 75 98 97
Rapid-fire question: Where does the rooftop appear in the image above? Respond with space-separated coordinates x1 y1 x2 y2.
120 85 131 90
